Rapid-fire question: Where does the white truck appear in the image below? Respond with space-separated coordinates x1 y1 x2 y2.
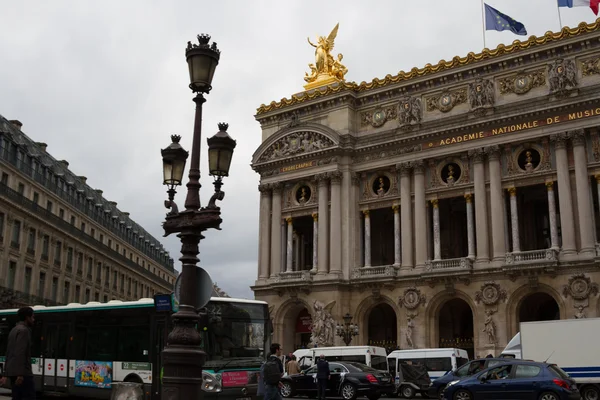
501 318 600 400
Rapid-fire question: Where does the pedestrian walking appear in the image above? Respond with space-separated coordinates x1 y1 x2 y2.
287 355 300 376
263 343 284 400
316 354 330 400
5 307 35 400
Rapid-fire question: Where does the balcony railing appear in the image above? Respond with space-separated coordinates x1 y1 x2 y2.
0 182 171 288
276 270 313 283
351 265 397 279
425 257 473 271
505 249 558 265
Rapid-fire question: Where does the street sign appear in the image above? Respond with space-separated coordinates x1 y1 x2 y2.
173 266 213 310
154 294 173 312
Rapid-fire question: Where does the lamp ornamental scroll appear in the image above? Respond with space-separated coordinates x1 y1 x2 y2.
336 313 359 346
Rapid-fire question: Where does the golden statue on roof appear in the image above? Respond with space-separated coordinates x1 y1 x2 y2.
304 23 348 90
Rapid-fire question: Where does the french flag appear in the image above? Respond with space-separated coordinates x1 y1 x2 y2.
558 0 599 15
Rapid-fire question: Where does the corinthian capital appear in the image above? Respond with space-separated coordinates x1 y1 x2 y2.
396 162 412 177
258 183 271 194
329 170 343 184
484 145 501 161
412 160 425 174
271 182 283 194
550 133 570 149
468 148 486 163
315 173 329 187
569 129 586 147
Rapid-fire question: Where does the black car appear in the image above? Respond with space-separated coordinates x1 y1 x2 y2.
280 361 395 400
427 358 511 399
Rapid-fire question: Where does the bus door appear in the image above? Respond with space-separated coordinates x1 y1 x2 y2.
42 322 70 392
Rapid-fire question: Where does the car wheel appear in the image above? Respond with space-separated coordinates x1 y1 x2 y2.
539 392 559 400
438 387 445 400
280 381 294 398
453 389 472 400
401 385 415 399
582 386 600 400
340 383 357 400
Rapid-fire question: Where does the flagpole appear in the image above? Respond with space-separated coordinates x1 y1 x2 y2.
556 1 564 30
481 0 487 49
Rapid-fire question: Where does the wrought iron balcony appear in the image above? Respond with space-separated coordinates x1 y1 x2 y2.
425 257 473 272
505 249 558 266
351 265 397 280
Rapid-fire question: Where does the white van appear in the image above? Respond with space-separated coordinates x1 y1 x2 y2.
387 348 469 380
296 346 389 371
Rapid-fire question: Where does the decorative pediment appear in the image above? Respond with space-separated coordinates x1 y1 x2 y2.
256 131 335 163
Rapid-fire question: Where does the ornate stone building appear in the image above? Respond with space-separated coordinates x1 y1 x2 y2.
0 115 177 308
251 21 600 357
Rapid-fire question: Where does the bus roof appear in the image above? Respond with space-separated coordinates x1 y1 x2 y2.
0 297 267 315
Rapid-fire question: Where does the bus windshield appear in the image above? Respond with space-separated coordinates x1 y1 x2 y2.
202 301 271 370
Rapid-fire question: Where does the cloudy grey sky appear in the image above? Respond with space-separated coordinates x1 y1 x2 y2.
0 0 597 299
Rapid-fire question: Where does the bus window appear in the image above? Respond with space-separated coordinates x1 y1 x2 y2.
118 327 150 363
86 326 118 361
425 357 452 372
371 355 388 371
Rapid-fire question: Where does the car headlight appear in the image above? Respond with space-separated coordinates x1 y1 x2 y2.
446 380 460 387
202 371 223 393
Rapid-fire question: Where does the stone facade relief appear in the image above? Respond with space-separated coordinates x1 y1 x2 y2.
498 69 546 95
426 88 467 113
310 300 336 347
475 282 508 306
548 58 578 96
398 96 422 128
482 309 498 344
258 131 334 162
562 273 599 301
361 105 398 128
468 79 495 111
581 57 600 77
398 288 426 349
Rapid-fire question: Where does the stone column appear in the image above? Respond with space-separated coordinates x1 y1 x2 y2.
329 171 343 275
414 161 427 267
287 224 296 272
471 149 490 261
552 133 576 253
487 146 507 260
312 213 318 272
393 205 401 267
571 130 595 254
508 187 520 252
398 163 414 268
258 184 272 279
546 182 560 250
432 199 441 261
317 174 329 274
363 210 371 268
465 194 476 258
270 183 283 277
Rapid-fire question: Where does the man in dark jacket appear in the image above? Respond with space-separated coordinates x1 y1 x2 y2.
316 354 330 400
264 343 283 400
5 307 35 400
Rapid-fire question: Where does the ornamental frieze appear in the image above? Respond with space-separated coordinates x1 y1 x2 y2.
360 105 398 127
475 282 507 306
498 69 546 95
548 58 578 96
562 273 599 301
468 79 495 110
581 57 600 76
257 131 335 162
398 96 422 128
352 144 422 164
426 88 467 113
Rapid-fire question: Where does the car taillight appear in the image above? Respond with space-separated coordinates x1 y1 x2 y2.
366 374 378 383
553 379 571 389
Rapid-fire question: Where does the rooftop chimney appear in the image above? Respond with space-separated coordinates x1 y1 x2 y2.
109 201 117 206
95 189 103 195
59 160 69 168
36 142 48 152
9 120 22 130
78 176 87 184
123 212 130 216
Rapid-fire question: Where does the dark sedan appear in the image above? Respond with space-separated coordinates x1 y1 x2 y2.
442 360 580 400
280 361 394 400
428 358 511 399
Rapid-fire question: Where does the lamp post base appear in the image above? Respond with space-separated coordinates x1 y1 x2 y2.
161 305 207 400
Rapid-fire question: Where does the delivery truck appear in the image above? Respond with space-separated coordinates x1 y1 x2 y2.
501 318 600 400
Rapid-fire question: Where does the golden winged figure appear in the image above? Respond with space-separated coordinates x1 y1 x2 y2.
304 23 347 89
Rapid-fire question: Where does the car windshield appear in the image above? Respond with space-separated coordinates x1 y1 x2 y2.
549 365 571 379
345 362 378 373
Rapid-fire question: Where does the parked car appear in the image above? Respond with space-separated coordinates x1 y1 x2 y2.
280 361 395 400
428 358 510 399
442 360 580 400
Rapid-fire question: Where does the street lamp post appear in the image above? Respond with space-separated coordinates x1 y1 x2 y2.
160 34 237 400
336 313 359 346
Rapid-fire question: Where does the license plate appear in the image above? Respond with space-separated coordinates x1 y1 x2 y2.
381 378 390 382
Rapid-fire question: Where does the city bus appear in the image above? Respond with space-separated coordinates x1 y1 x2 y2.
0 296 271 400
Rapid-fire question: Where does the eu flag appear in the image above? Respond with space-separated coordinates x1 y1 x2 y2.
484 4 528 36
